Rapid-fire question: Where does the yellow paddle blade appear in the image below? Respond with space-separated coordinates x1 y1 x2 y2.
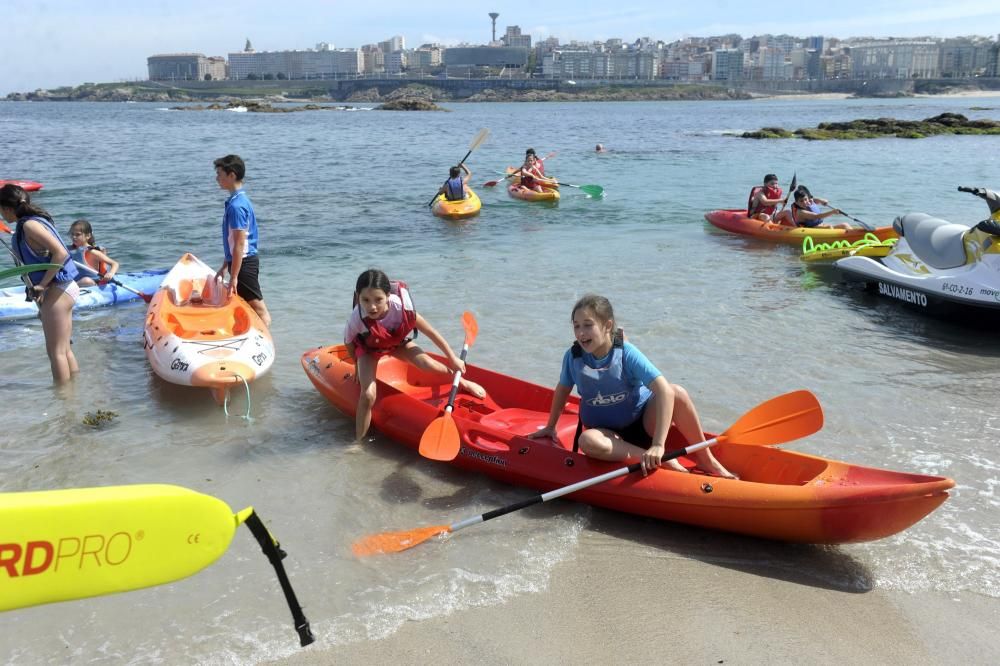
352 524 452 556
469 128 490 151
0 484 238 612
719 390 823 446
418 414 461 461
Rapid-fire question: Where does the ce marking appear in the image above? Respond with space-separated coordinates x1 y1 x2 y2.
187 533 201 544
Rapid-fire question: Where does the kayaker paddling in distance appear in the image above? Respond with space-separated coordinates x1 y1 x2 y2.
747 173 784 221
214 154 271 328
511 151 555 194
0 184 80 383
436 163 472 201
528 294 736 478
344 268 485 446
68 219 119 286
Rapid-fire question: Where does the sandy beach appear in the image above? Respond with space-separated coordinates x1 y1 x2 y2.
273 514 999 665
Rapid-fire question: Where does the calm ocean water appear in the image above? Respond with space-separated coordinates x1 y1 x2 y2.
1 97 998 663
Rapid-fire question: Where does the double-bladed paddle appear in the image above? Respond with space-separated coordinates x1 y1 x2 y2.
428 128 490 207
354 390 823 556
482 152 558 187
775 172 797 214
418 311 479 461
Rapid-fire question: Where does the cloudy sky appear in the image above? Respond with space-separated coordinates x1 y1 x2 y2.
3 0 999 93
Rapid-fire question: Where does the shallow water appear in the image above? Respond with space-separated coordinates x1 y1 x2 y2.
1 97 998 663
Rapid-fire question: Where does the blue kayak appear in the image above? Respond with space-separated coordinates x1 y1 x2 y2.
0 269 167 322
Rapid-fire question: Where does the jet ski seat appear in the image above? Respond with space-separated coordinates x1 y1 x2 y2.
893 213 969 270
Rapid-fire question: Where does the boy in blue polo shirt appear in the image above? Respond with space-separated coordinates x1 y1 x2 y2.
213 154 271 328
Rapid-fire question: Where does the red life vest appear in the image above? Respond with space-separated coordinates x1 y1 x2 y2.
353 280 418 355
747 185 782 217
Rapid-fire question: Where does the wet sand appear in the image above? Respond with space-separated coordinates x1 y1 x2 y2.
274 524 999 664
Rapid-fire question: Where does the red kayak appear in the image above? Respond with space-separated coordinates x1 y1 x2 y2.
302 345 953 544
705 209 896 245
0 179 44 192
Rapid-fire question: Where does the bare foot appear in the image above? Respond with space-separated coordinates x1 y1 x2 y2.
701 459 738 479
459 379 486 398
662 459 689 473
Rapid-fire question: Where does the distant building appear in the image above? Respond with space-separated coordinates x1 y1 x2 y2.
147 53 226 81
939 37 992 77
444 46 529 68
849 39 940 79
503 26 532 49
227 47 362 79
712 49 744 81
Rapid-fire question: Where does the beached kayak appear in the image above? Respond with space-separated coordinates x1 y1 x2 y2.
0 268 167 322
301 345 953 544
705 209 897 245
431 189 482 219
0 179 43 192
143 253 273 404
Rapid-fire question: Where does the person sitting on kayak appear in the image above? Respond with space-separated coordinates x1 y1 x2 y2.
747 174 784 221
511 153 555 194
778 189 852 229
527 294 736 478
344 268 485 445
67 219 119 287
437 164 471 201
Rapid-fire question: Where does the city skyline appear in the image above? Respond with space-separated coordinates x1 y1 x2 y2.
4 0 1000 94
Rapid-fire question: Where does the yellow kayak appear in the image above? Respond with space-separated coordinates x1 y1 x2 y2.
431 188 482 219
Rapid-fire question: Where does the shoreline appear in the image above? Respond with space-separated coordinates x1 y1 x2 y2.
273 519 999 665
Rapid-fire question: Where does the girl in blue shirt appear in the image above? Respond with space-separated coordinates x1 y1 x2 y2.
529 294 735 478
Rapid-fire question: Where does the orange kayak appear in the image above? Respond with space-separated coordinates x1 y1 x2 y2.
144 253 274 404
506 166 559 202
705 209 897 245
0 179 43 191
431 189 482 219
302 345 953 544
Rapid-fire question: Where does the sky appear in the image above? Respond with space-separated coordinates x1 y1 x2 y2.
3 0 999 94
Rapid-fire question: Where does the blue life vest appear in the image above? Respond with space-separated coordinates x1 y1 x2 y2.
13 216 79 287
444 176 465 201
571 337 650 430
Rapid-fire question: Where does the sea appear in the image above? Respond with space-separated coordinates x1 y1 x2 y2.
1 96 998 664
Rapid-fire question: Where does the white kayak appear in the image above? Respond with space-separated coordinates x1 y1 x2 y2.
142 253 274 404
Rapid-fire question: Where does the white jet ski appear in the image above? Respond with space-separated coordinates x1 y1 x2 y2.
836 187 1000 322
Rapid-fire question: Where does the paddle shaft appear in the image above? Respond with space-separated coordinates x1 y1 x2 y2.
72 259 148 299
819 205 873 230
442 340 470 416
448 438 717 532
429 129 489 206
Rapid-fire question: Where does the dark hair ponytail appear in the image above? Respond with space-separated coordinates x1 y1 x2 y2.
0 184 53 223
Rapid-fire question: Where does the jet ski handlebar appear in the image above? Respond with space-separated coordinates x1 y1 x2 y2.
958 186 987 197
974 218 1000 236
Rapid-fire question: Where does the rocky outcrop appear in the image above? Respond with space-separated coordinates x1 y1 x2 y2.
170 101 357 112
741 113 1000 140
378 98 445 111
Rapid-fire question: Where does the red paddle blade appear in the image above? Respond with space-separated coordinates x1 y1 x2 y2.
0 220 11 234
352 524 452 556
720 390 822 446
483 180 499 187
461 311 479 346
418 413 460 461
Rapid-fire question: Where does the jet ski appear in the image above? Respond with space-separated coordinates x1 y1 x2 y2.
835 186 1000 323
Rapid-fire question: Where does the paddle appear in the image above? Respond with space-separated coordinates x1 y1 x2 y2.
483 152 557 187
353 390 823 556
418 311 479 461
823 206 873 230
553 181 604 198
428 128 490 206
0 219 10 234
72 259 154 303
775 172 797 214
0 483 314 646
0 263 60 281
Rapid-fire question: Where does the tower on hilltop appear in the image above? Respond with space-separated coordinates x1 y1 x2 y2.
489 13 499 43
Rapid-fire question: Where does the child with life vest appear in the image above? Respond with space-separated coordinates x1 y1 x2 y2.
68 220 119 286
527 294 736 478
437 164 472 201
511 151 556 193
747 174 784 221
344 269 486 444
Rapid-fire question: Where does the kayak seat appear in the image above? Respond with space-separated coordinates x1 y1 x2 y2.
479 408 579 449
165 307 250 338
894 213 969 269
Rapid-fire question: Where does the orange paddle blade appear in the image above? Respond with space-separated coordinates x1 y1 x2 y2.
462 311 479 346
720 390 822 446
418 413 460 461
0 219 11 234
352 524 452 556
